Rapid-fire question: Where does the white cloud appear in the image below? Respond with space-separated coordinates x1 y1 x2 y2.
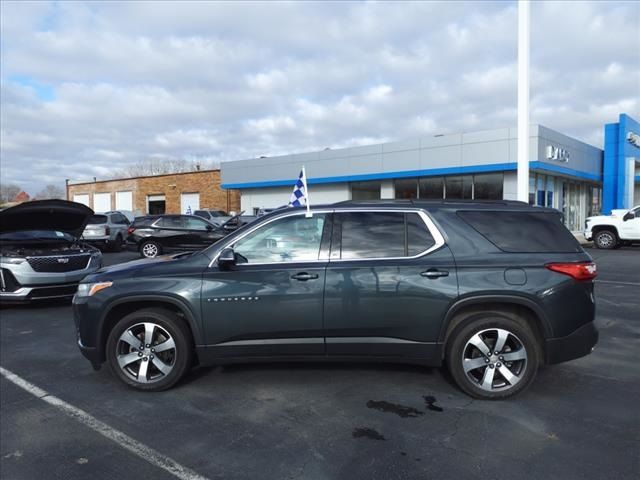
0 0 638 195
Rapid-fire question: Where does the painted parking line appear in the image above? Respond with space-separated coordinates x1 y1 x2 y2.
595 280 640 287
0 366 209 480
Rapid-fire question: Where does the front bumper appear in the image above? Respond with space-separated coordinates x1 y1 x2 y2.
73 295 105 365
0 282 80 302
545 321 599 364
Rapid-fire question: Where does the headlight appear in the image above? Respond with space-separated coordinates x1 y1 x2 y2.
2 257 26 264
76 281 112 297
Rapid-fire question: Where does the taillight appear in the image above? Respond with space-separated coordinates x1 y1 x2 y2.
546 262 597 281
105 226 111 235
127 227 135 234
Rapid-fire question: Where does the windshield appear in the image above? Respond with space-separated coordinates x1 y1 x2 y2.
0 230 75 242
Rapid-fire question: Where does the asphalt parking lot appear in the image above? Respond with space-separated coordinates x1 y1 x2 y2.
1 247 639 480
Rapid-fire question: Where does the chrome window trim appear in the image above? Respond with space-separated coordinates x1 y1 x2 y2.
329 209 445 262
208 207 446 268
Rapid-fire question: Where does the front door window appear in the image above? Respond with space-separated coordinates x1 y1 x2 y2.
233 214 327 264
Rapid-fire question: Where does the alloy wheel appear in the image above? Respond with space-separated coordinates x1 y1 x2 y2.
596 232 614 248
116 322 176 384
462 328 528 392
142 242 159 258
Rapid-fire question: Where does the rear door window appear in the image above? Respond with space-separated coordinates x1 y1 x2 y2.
457 210 581 253
336 211 435 259
157 216 184 229
407 213 436 255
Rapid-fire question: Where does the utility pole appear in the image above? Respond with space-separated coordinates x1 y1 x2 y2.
517 0 530 203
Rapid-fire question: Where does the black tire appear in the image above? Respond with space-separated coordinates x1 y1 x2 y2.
594 230 617 249
446 311 541 400
110 234 123 252
106 308 193 391
140 240 162 258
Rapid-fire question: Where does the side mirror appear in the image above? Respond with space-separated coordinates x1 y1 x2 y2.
623 211 634 221
206 224 213 231
218 247 236 269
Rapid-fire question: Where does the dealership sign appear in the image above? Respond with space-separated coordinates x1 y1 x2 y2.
546 145 570 162
627 131 640 148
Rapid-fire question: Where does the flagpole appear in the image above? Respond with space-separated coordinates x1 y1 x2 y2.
303 165 312 217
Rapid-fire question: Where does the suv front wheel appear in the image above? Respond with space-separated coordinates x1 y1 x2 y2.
446 312 541 399
106 308 193 391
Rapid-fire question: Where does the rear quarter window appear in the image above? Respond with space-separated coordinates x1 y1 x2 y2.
457 210 581 253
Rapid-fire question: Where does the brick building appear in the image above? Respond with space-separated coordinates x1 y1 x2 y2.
66 169 240 215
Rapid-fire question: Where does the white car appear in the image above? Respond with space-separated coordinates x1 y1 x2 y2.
584 205 640 249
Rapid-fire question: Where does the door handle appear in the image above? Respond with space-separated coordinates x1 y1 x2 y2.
291 272 319 281
421 269 449 279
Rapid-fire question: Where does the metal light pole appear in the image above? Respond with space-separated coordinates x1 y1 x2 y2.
517 0 530 203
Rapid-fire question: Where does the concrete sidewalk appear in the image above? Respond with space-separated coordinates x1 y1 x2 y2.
573 232 593 246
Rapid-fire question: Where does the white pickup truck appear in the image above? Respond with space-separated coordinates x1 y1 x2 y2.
584 205 640 249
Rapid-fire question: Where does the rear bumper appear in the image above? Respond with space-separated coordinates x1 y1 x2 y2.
545 321 599 364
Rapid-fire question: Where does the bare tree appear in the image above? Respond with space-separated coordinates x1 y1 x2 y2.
34 184 65 200
111 158 205 179
0 183 21 203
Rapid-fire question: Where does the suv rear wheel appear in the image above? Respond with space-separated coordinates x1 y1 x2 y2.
594 230 617 249
106 308 193 391
446 312 540 399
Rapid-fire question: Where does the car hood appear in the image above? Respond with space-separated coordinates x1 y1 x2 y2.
0 200 94 238
586 209 627 222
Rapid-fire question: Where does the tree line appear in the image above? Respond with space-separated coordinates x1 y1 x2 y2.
0 183 65 204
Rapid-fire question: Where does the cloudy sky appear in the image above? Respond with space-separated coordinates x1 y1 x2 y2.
1 0 639 195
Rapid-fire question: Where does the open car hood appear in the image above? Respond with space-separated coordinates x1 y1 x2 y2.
0 200 94 239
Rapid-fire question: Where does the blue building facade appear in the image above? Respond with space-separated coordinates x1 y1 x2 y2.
603 114 640 213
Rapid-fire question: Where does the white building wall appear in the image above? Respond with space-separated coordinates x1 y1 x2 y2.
240 184 350 213
380 180 394 199
503 172 518 200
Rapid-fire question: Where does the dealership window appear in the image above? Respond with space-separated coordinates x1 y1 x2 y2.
536 175 547 206
418 177 444 199
351 181 381 200
445 176 472 199
473 173 503 200
395 179 418 199
589 186 602 216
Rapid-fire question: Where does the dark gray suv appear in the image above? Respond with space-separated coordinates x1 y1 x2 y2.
73 200 598 399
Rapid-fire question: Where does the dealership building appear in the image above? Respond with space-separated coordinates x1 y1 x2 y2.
221 113 639 231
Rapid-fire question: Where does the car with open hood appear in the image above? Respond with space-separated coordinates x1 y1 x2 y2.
0 200 103 302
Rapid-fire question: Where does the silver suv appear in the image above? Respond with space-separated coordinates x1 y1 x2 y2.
82 211 131 251
0 200 102 303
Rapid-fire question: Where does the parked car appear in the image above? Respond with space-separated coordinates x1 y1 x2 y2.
81 211 131 251
194 209 229 226
125 214 227 258
584 205 640 249
74 200 598 399
1 200 102 302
